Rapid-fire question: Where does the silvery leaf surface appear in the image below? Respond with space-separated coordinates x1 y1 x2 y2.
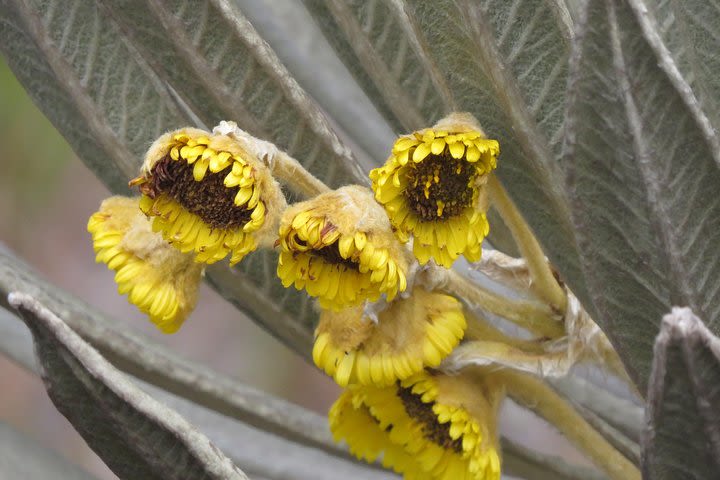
8 292 247 480
95 0 364 188
642 308 720 479
635 0 720 137
233 0 396 165
303 0 590 305
562 0 720 388
302 0 451 133
0 0 368 356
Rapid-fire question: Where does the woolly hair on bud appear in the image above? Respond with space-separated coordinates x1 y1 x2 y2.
370 112 499 268
87 196 204 333
313 289 466 387
133 127 286 265
277 185 412 311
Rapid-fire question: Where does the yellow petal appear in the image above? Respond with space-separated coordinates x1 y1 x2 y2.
335 351 357 387
449 141 465 159
393 137 417 153
397 149 410 166
466 145 481 162
193 159 209 181
354 231 367 251
430 138 446 155
412 142 432 163
224 173 241 188
234 187 253 207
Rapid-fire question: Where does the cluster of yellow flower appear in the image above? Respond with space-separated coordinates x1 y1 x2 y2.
87 113 504 479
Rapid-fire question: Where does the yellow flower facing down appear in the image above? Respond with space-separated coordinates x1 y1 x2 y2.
313 289 466 387
370 113 499 268
132 128 285 265
88 196 204 333
329 390 422 477
277 186 411 311
330 370 504 480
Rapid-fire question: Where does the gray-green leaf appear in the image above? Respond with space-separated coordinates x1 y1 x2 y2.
643 307 720 479
637 0 720 137
8 292 247 480
561 0 720 389
234 0 395 165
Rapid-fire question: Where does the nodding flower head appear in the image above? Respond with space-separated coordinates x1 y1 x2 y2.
131 128 285 265
313 289 466 387
370 113 499 268
330 370 504 480
277 186 411 311
87 196 204 333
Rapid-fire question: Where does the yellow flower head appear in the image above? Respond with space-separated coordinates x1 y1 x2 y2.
330 370 504 480
88 196 204 333
370 113 499 268
131 128 286 265
277 186 411 311
313 290 466 387
328 389 419 476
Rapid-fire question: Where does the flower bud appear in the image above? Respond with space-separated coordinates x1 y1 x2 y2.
313 289 466 387
370 113 499 267
277 186 411 311
330 369 504 479
131 128 286 265
87 196 203 333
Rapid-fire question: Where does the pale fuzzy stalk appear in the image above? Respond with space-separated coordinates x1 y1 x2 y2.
487 175 567 313
444 270 565 339
272 150 330 198
445 340 574 377
465 309 636 388
500 370 640 480
213 120 329 199
476 250 636 389
473 249 534 293
463 309 547 353
448 311 577 377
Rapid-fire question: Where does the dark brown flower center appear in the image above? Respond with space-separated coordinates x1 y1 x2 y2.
397 384 462 453
315 244 359 270
403 150 475 221
143 154 252 229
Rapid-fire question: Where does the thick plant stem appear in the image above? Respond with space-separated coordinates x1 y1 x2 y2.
464 310 547 353
444 270 565 339
271 151 330 198
500 370 641 480
487 175 567 313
